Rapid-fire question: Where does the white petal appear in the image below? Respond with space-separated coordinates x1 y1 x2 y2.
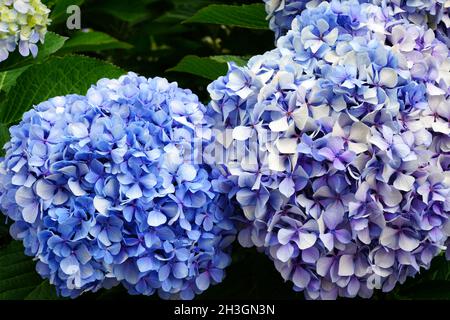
292 105 308 130
237 86 254 99
232 126 253 141
35 180 56 201
276 138 298 154
323 28 338 45
393 173 415 192
338 255 355 276
68 179 87 196
380 227 399 249
278 228 296 245
379 185 402 207
348 142 368 154
399 233 420 252
432 121 450 135
94 196 111 216
177 164 197 182
268 153 285 172
349 122 370 143
126 183 143 200
277 244 294 262
147 211 167 227
61 255 79 276
68 123 89 139
298 232 317 250
15 186 35 207
379 68 398 88
269 116 289 132
426 83 445 96
374 250 395 268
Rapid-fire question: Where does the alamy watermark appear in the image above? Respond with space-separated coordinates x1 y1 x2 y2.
66 5 81 30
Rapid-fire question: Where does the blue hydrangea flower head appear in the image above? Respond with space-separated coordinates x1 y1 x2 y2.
0 73 237 299
264 0 319 39
0 0 50 62
209 0 450 299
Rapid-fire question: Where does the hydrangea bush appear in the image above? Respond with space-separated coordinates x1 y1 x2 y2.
208 0 450 299
0 0 50 62
264 0 450 44
0 73 237 299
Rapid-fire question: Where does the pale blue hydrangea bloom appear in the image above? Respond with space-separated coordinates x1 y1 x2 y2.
0 73 237 299
208 0 450 299
0 0 50 62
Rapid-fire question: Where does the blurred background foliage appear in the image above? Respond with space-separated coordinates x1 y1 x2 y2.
46 0 274 100
0 0 449 300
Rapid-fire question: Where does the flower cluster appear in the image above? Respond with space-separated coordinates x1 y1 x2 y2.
263 0 317 39
0 73 237 299
0 0 50 62
208 0 450 299
264 0 450 44
373 0 450 47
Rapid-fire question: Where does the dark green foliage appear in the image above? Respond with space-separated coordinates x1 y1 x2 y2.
45 0 273 100
0 55 124 125
184 4 269 29
0 241 63 300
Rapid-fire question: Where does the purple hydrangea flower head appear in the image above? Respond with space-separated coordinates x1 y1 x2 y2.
0 73 237 299
264 0 450 44
0 0 50 62
372 0 450 46
208 0 450 299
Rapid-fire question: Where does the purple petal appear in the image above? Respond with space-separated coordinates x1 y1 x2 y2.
196 272 211 291
277 243 294 262
292 267 311 288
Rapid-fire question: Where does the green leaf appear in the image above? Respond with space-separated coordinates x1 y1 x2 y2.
210 55 249 67
156 0 212 23
168 55 249 80
25 281 63 300
0 32 68 91
0 32 67 88
167 55 228 80
50 0 85 25
201 247 304 300
0 241 59 300
386 255 450 300
184 4 269 30
35 32 68 60
0 32 67 72
0 222 8 236
0 219 9 243
0 55 125 125
0 123 10 156
395 281 450 300
91 0 157 23
60 31 133 53
0 66 30 93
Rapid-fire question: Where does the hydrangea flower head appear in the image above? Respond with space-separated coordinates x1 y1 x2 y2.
373 0 450 46
263 0 319 39
0 0 50 62
209 0 450 299
0 73 237 299
264 0 450 44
